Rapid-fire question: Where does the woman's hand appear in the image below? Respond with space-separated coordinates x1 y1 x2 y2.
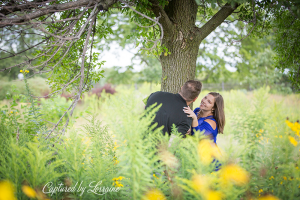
183 106 197 120
183 106 198 128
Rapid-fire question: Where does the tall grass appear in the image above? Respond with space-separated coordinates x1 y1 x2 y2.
0 83 299 200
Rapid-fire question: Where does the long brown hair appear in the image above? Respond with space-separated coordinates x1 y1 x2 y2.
197 92 225 134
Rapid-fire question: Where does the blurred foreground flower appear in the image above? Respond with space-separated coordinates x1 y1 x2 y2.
206 190 222 200
159 149 179 170
191 174 211 194
288 136 298 146
142 188 166 200
219 164 249 186
22 185 36 198
258 194 280 200
0 180 17 200
198 139 222 165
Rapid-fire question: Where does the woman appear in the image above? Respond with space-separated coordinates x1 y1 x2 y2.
183 92 225 143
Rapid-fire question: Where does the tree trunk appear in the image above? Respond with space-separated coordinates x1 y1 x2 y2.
160 30 201 93
150 0 239 93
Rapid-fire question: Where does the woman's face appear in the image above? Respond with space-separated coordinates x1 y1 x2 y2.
199 94 215 111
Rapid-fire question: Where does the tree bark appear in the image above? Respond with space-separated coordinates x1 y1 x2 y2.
150 0 239 93
160 27 201 93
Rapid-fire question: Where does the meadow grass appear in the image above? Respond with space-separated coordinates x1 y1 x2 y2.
0 82 299 200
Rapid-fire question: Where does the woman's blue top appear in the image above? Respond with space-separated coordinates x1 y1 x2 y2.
191 107 218 143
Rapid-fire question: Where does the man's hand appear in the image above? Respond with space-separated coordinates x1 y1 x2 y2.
186 128 191 135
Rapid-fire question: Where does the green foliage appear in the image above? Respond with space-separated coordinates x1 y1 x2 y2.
273 9 300 91
0 77 49 101
1 86 300 199
0 27 39 80
39 97 71 128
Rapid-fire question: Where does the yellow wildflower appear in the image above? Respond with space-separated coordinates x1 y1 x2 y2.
112 176 125 187
288 136 298 146
258 195 280 200
153 174 159 179
142 189 166 200
269 176 274 180
198 139 222 165
283 176 287 180
10 111 13 114
205 190 222 200
259 129 264 133
191 174 211 194
286 120 300 135
219 164 249 186
20 70 23 72
259 189 263 193
279 135 282 138
0 180 17 200
22 185 36 198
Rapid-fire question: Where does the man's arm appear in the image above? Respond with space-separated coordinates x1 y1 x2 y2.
176 122 191 137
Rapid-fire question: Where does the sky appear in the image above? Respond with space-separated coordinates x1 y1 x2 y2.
99 41 238 73
99 42 142 72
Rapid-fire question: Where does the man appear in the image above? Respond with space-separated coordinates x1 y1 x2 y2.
145 80 202 136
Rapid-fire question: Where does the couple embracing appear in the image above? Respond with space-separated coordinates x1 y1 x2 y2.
145 80 225 144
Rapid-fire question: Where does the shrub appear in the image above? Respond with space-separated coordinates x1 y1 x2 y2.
90 84 116 99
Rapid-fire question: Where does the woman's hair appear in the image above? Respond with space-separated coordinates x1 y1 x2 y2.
197 92 225 134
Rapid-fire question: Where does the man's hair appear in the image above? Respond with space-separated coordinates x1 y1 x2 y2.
180 80 202 101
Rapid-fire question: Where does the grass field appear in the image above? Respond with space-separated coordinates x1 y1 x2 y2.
0 83 299 200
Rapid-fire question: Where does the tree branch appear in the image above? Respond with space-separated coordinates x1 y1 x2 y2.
196 3 240 41
148 0 174 34
0 0 118 28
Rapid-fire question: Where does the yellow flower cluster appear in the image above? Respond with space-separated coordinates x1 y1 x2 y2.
288 136 298 146
198 139 222 165
0 180 17 200
191 163 249 200
114 141 119 150
191 174 212 194
191 174 223 200
22 185 36 198
112 176 125 187
286 120 300 136
0 181 53 200
153 174 159 179
114 156 119 165
219 164 249 186
20 70 29 73
142 188 166 200
258 195 280 200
